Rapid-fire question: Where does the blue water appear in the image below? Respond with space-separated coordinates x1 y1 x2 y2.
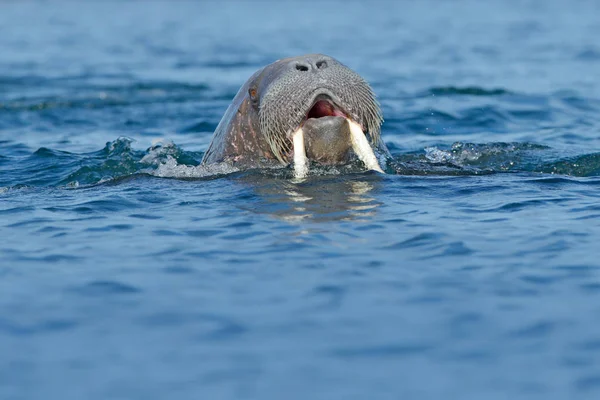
2 1 600 399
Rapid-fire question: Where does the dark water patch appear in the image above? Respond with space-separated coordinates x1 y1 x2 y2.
0 318 78 336
574 339 600 352
72 199 137 213
153 229 184 237
307 284 346 309
508 321 555 339
556 91 600 113
519 274 562 286
460 105 511 129
495 197 570 212
162 266 194 276
382 232 446 250
36 226 68 234
0 205 35 215
425 86 511 97
0 81 211 111
85 224 134 232
128 213 163 220
439 241 474 256
554 265 598 276
539 153 600 177
576 48 600 62
449 312 484 329
524 176 593 186
0 74 50 89
42 254 83 263
0 141 31 157
562 356 595 369
220 231 267 241
575 375 600 392
137 311 189 328
406 294 446 304
24 254 83 263
185 229 223 238
575 214 600 221
5 217 54 228
331 343 432 359
190 314 248 341
69 281 141 297
580 283 600 294
222 221 254 229
179 120 217 134
443 349 495 363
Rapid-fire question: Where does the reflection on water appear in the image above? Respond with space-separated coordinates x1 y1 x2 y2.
236 173 383 222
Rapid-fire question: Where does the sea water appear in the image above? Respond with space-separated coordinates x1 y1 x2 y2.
1 1 600 399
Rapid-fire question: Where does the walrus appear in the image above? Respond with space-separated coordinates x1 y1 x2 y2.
202 54 388 178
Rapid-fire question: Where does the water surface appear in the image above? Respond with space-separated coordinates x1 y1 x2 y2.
2 1 600 399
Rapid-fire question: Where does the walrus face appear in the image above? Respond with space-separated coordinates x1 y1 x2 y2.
202 54 386 177
252 54 384 172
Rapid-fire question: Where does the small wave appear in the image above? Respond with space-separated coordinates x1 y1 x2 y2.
57 138 239 185
424 142 550 165
540 153 600 177
392 142 547 175
425 86 511 97
393 141 600 177
0 80 211 112
4 136 600 189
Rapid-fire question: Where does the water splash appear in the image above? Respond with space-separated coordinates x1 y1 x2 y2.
152 156 239 179
392 142 600 177
3 138 600 192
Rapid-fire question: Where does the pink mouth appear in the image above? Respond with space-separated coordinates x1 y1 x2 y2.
306 100 346 119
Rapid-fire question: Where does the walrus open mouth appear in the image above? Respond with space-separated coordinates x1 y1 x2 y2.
306 98 347 120
290 95 384 179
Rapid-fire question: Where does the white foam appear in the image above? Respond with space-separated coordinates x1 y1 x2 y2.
141 140 240 179
151 156 238 179
424 147 454 163
140 139 177 165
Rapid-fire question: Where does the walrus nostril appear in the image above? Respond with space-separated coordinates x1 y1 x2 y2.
316 60 327 69
296 63 310 72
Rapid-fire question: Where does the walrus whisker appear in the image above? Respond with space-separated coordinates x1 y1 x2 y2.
347 120 384 173
292 127 309 179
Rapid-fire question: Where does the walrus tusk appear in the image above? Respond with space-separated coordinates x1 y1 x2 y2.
292 128 309 179
347 120 384 173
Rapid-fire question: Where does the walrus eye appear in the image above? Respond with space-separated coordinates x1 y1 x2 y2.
248 87 258 104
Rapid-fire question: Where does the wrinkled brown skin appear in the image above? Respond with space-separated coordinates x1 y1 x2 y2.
202 64 284 167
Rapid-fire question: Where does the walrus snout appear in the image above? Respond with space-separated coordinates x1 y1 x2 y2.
303 116 352 164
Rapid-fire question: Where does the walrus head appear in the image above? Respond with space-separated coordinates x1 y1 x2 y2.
202 54 386 177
